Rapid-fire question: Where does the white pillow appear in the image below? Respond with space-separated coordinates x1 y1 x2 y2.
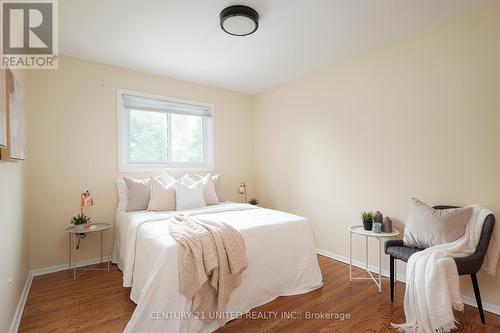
180 173 225 203
116 178 128 211
116 174 173 211
212 174 224 202
175 181 206 211
200 174 219 205
179 173 197 186
147 177 176 211
161 173 176 186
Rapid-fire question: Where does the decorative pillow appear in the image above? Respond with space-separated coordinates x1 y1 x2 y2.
178 173 198 186
175 180 206 211
200 174 219 205
180 173 224 203
161 173 176 186
212 174 224 202
147 178 176 211
403 198 473 248
123 177 151 212
116 178 128 211
117 174 173 211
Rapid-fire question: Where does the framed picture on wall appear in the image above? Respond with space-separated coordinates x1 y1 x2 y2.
0 69 6 148
6 69 26 160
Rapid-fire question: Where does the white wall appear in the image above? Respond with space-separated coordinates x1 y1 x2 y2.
254 1 500 307
0 70 30 333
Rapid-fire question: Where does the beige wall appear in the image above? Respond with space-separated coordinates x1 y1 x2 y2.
254 1 500 307
0 70 30 332
26 56 254 269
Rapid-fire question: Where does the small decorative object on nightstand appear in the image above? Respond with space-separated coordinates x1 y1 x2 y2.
80 190 94 214
72 190 94 232
372 210 383 232
66 223 111 281
361 211 373 231
248 197 259 205
382 217 393 232
238 182 247 203
70 213 91 232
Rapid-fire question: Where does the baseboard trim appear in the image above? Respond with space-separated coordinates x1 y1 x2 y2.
461 294 500 316
317 248 500 316
9 272 33 333
31 256 112 276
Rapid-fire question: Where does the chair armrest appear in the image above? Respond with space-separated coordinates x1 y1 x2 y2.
385 239 404 254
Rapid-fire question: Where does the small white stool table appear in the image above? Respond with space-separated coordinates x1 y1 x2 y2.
349 225 400 292
66 223 111 281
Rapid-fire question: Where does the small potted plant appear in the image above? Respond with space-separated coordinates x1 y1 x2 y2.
70 213 91 232
361 211 373 231
248 198 260 205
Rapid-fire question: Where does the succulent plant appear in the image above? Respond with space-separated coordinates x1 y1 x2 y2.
248 198 260 205
70 213 91 226
361 211 373 223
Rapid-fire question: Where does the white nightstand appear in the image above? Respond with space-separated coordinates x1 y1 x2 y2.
348 225 400 292
66 223 111 280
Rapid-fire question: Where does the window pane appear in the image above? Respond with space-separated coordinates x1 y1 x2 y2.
170 114 203 163
129 109 167 162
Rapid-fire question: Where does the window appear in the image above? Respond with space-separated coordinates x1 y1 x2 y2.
117 89 214 171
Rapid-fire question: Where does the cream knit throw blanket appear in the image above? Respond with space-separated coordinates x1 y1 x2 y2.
393 206 498 333
168 215 248 323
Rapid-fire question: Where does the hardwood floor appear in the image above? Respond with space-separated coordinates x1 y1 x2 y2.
19 255 500 332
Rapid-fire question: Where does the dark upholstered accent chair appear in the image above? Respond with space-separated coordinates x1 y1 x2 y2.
385 205 495 324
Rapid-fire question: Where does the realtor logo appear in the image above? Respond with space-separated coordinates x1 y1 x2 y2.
1 0 58 69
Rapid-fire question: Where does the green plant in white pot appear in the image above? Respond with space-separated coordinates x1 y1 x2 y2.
70 213 91 232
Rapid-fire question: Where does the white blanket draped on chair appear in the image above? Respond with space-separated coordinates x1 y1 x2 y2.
392 206 498 333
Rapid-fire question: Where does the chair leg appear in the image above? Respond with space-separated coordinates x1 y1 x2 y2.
390 256 395 302
471 274 485 324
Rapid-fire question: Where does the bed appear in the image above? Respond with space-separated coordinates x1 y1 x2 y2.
112 202 323 333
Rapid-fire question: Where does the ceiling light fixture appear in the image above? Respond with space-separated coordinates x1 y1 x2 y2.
220 5 259 36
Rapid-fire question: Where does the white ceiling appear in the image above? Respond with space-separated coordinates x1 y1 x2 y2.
60 0 489 94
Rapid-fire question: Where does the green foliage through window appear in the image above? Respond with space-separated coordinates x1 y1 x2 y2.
129 109 203 163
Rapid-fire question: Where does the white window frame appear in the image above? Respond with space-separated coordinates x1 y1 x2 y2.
117 89 215 172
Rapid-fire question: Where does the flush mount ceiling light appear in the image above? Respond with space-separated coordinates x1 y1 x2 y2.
220 5 259 36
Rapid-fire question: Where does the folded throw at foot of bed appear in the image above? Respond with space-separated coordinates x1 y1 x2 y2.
169 215 248 323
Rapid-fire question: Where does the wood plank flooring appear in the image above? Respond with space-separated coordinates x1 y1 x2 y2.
19 255 500 332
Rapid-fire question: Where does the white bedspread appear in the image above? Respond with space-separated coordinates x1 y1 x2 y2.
113 202 257 287
115 203 323 333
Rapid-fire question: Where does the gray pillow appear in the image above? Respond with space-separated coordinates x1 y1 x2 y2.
123 177 151 212
403 198 472 248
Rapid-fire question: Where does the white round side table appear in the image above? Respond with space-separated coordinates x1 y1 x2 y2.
348 225 400 292
66 223 111 281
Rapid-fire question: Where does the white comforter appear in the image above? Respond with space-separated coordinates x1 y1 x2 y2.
113 203 323 333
